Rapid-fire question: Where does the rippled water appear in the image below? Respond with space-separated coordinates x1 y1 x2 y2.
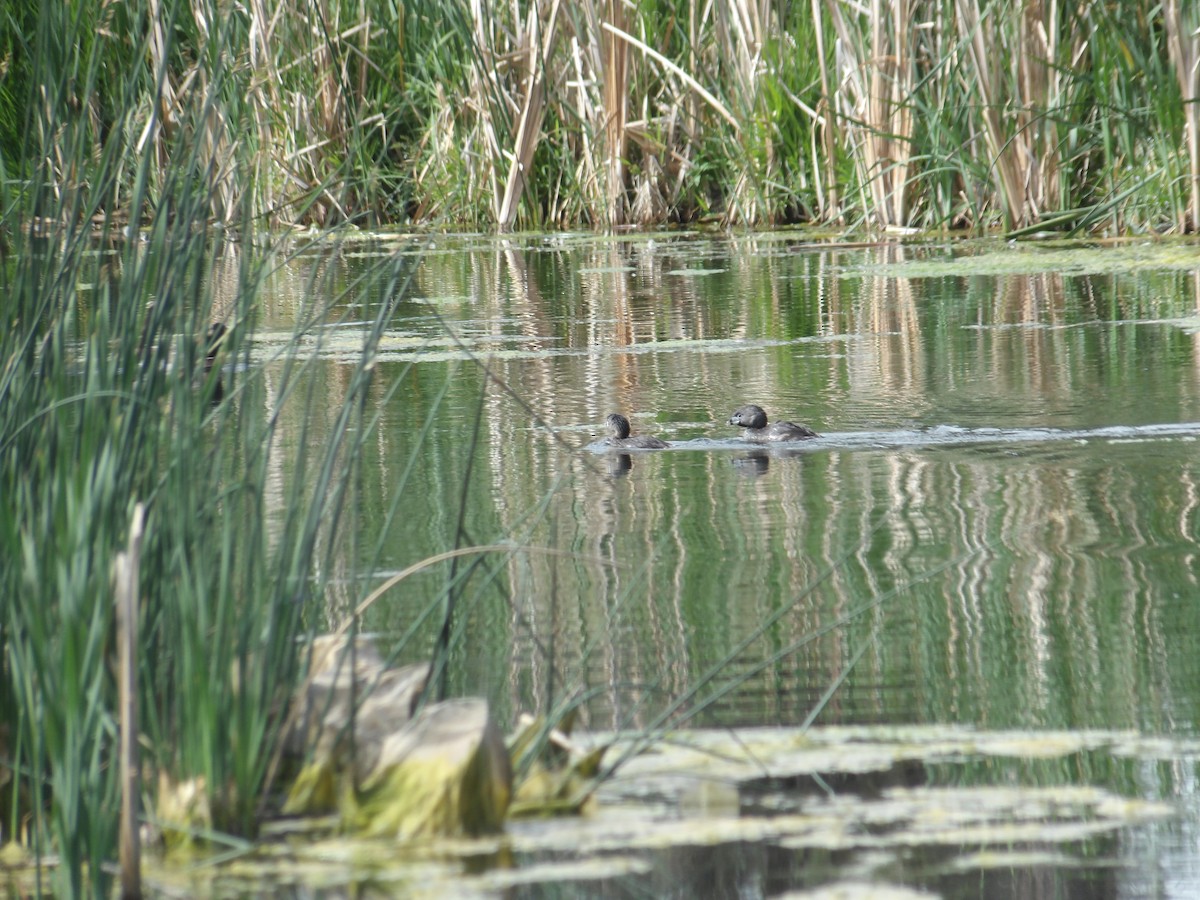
250 233 1200 897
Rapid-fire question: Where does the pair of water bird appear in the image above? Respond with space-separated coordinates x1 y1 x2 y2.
604 405 818 449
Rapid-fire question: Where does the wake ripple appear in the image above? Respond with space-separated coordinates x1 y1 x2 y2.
588 422 1200 454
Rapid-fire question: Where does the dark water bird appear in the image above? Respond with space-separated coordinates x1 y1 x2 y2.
603 413 669 449
726 404 818 442
203 322 226 404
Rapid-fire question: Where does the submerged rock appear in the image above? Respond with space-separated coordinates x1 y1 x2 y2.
283 635 511 839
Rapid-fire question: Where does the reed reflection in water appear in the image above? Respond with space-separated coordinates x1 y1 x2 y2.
258 235 1200 739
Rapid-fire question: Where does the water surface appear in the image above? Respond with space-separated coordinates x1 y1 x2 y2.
253 233 1200 896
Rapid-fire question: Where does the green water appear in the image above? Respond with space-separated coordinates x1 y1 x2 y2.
256 234 1200 745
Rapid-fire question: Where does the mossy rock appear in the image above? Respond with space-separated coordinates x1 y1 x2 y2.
284 635 428 774
508 713 607 817
342 698 511 839
283 636 510 838
154 772 212 851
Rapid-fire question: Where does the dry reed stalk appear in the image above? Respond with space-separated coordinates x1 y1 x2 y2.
202 102 239 225
142 0 176 171
630 153 668 224
684 0 701 206
356 2 369 106
954 0 1027 227
467 0 515 221
314 0 349 221
499 0 563 229
811 0 840 220
600 0 629 226
567 5 603 222
955 0 1086 230
826 0 917 229
243 0 346 224
1015 3 1054 219
570 0 635 226
313 0 341 148
601 22 740 132
1014 1 1086 225
722 0 766 103
602 13 740 224
246 0 284 222
569 35 604 212
1165 0 1200 231
138 1 240 225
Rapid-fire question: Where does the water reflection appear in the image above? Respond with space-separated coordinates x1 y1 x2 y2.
228 233 1200 897
254 235 1200 744
606 452 633 478
731 450 771 478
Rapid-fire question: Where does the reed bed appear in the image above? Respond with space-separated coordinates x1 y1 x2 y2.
2 0 1194 234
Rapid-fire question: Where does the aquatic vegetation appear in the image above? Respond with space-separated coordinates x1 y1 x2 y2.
3 725 1175 896
0 8 427 885
5 0 1200 888
0 1 1197 232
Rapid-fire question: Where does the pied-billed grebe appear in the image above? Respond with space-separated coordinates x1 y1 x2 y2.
604 413 669 449
727 404 818 441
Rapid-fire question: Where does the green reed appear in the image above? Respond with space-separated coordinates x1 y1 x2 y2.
0 1 427 893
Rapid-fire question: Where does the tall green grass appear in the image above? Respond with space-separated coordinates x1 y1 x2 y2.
0 0 424 893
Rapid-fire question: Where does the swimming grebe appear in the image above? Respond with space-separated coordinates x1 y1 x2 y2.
726 404 818 442
604 413 669 449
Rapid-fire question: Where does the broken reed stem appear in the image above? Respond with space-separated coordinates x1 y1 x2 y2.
116 503 146 900
498 0 563 230
600 21 740 131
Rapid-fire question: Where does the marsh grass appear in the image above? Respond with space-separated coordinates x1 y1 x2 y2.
2 0 1194 232
0 1 428 893
0 223 379 891
384 0 1200 233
